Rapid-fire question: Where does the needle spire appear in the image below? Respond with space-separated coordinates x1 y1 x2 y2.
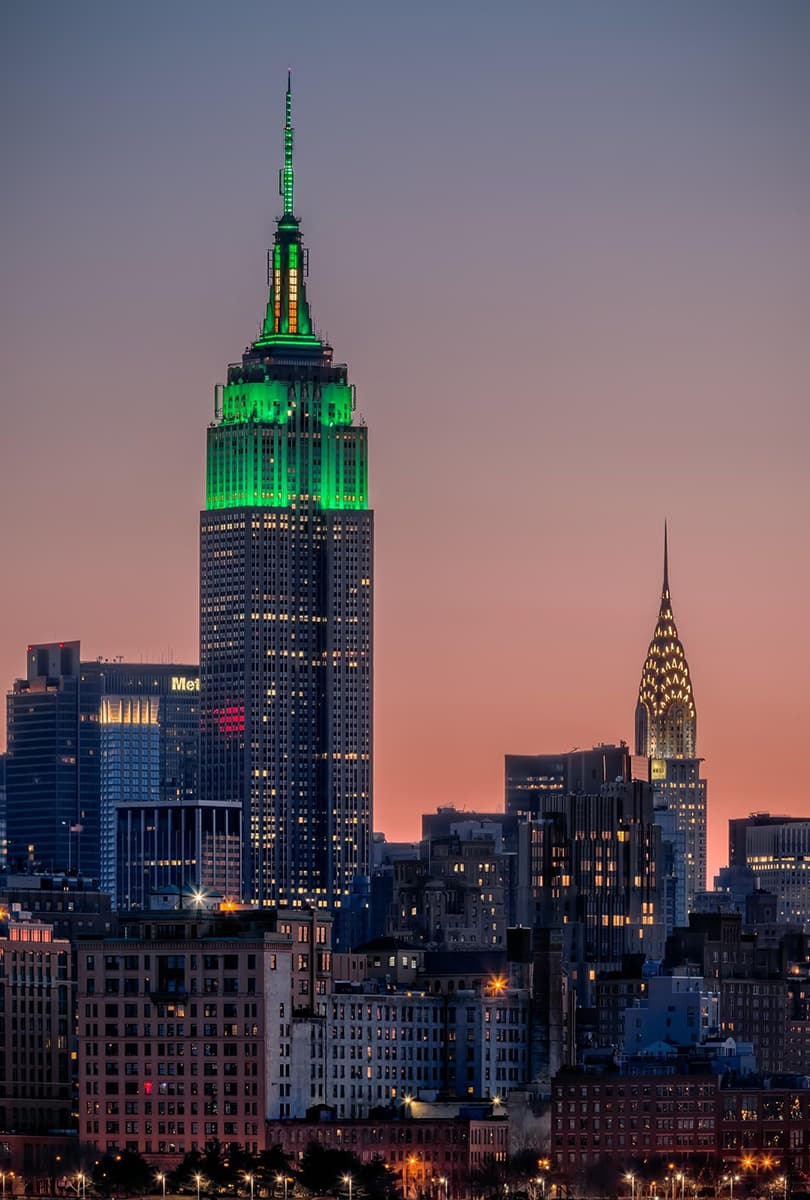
280 68 295 216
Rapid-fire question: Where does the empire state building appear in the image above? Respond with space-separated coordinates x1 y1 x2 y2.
199 78 373 936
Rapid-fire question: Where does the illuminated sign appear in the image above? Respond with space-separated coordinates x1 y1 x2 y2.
171 676 200 693
651 759 667 781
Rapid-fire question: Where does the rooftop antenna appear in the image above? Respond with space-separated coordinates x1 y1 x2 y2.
280 68 295 216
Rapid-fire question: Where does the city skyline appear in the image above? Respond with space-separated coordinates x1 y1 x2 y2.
2 2 809 882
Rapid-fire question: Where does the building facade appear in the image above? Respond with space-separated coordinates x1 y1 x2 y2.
6 647 236 903
526 779 664 1004
6 642 101 876
0 909 72 1135
75 903 333 1161
265 1115 508 1197
551 1072 720 1176
635 529 707 921
326 979 530 1119
505 745 630 821
743 819 810 931
199 78 372 938
95 662 240 910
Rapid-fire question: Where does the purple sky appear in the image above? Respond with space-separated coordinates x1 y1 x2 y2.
2 1 809 879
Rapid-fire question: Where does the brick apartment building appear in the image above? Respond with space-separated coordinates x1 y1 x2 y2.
265 1114 509 1196
76 903 331 1162
0 908 72 1134
553 1072 810 1181
551 1073 719 1173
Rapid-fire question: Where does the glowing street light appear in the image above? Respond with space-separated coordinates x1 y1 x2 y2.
156 1173 167 1200
244 1175 255 1200
626 1174 636 1200
342 1175 353 1200
276 1175 289 1200
194 1173 203 1200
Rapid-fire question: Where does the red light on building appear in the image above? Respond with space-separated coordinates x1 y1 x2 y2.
214 704 245 735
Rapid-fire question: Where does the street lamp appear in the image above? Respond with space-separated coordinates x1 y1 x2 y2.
343 1175 353 1200
676 1174 685 1200
723 1175 739 1200
626 1175 636 1200
245 1175 255 1200
194 1173 203 1200
276 1174 289 1200
439 1176 448 1200
156 1173 167 1200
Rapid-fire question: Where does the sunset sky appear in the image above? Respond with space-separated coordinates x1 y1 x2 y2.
2 1 809 879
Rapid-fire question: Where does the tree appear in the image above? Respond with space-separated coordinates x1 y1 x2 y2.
356 1158 400 1200
257 1146 294 1194
297 1145 363 1197
92 1151 155 1196
470 1155 509 1200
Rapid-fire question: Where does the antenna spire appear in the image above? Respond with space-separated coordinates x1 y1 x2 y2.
663 520 670 597
280 68 295 216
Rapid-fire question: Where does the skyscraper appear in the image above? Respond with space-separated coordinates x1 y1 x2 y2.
6 642 101 875
97 663 240 910
199 77 373 936
6 644 236 900
635 527 707 924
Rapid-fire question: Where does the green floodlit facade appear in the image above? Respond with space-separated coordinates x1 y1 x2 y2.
205 78 368 514
199 77 373 944
205 373 368 512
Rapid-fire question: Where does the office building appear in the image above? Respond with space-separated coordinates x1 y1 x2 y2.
389 826 510 949
505 745 630 820
199 78 372 936
6 645 236 906
6 642 101 876
525 777 664 1003
732 816 810 930
96 662 239 910
635 528 707 920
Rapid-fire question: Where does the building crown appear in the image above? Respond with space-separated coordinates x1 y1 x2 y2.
635 524 697 759
253 72 323 356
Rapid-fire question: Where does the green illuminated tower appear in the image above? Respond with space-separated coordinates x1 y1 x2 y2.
200 76 372 938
